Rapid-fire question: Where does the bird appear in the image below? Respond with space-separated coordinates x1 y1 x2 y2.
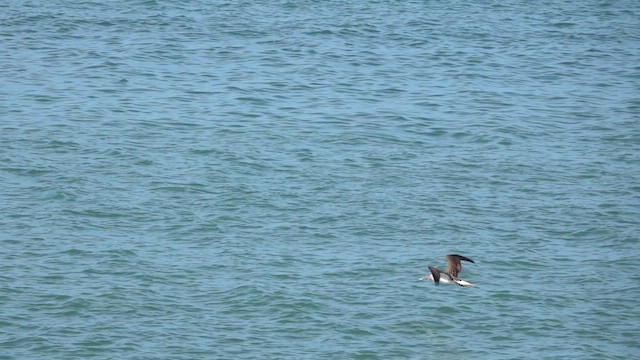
419 254 475 287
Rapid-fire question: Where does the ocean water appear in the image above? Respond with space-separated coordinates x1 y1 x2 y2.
1 0 639 358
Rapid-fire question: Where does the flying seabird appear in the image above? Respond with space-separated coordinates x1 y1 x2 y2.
419 254 475 287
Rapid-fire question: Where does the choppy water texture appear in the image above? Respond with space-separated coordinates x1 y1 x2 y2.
1 0 639 358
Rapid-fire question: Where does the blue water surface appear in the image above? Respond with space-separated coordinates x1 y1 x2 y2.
1 0 639 358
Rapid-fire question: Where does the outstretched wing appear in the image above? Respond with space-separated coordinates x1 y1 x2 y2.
445 254 474 278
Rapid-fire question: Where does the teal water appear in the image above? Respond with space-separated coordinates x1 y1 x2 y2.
1 0 639 358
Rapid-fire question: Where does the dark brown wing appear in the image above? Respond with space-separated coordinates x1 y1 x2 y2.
428 266 441 285
445 254 474 278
